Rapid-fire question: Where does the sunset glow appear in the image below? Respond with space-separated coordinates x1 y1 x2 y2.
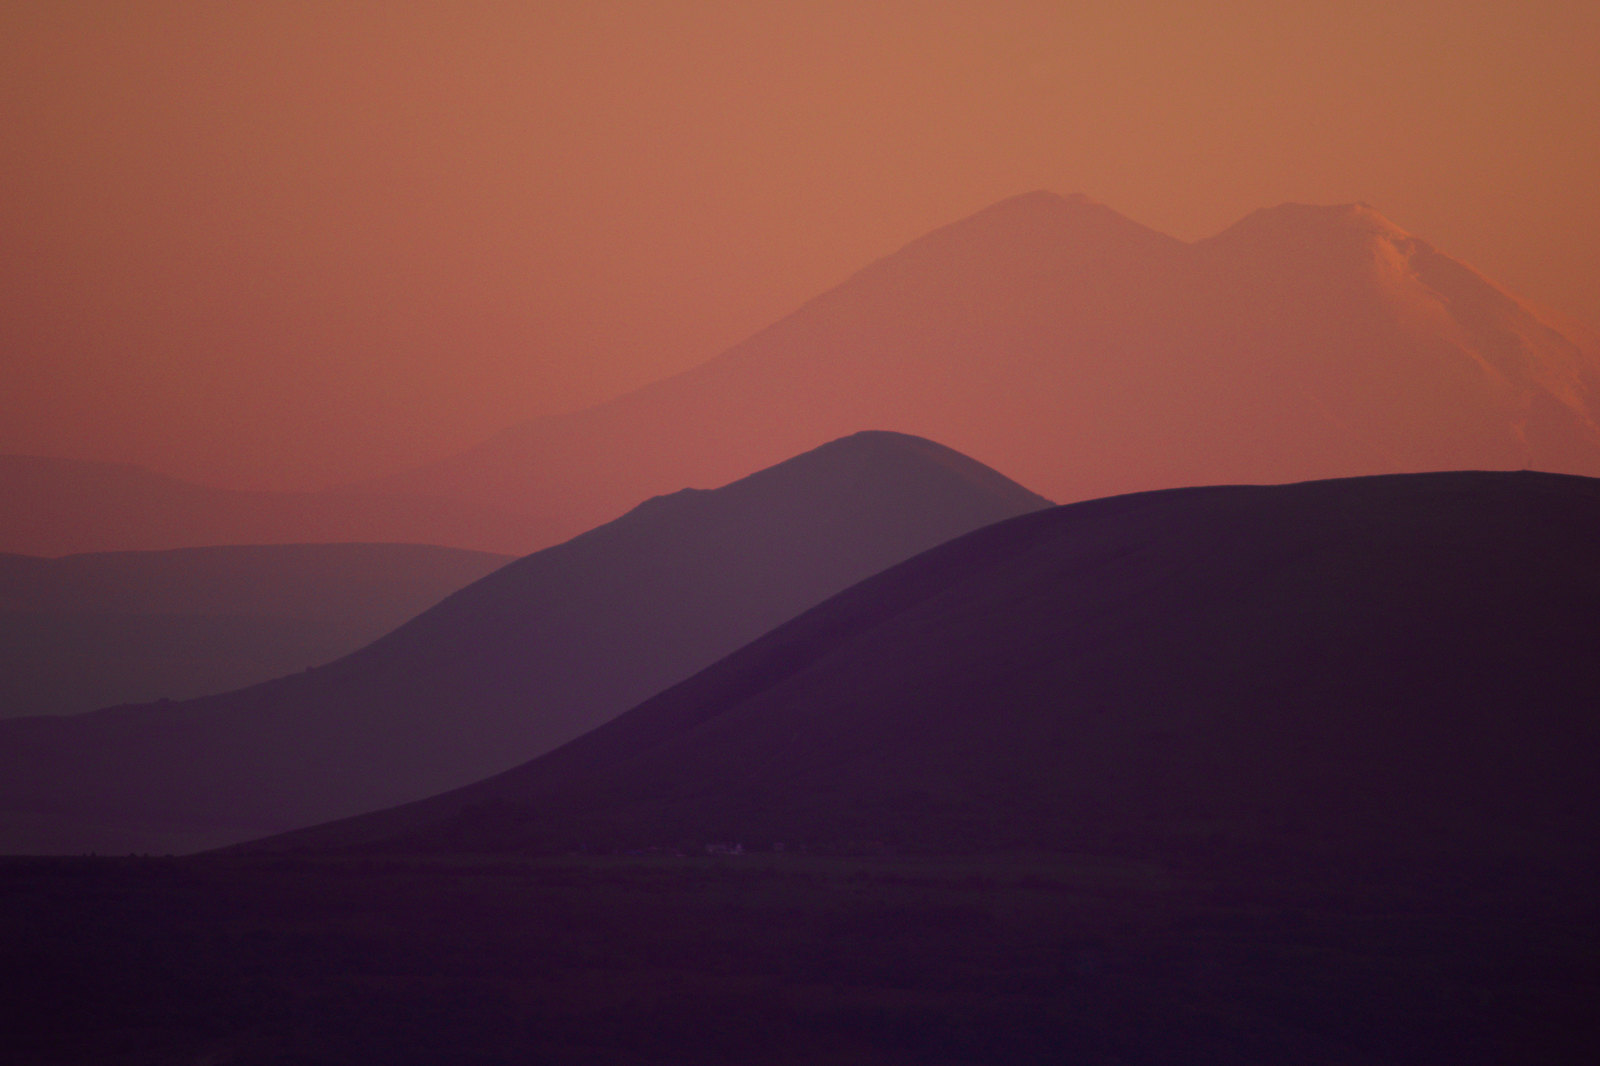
3 1 1597 490
6 7 1600 1057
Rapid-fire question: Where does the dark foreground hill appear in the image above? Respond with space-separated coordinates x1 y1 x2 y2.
269 470 1600 883
0 543 511 718
13 472 1599 1065
0 433 1048 854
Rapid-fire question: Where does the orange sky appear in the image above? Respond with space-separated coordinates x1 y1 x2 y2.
2 1 1596 490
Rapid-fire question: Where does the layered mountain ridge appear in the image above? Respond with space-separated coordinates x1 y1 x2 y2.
6 194 1594 557
260 469 1600 873
0 432 1048 854
375 193 1600 551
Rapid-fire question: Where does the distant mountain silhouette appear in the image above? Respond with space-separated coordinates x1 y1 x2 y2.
0 433 1048 854
0 455 536 555
375 193 1600 551
265 471 1600 881
0 543 511 718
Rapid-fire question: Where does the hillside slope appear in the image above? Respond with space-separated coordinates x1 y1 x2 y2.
274 470 1600 881
0 433 1049 854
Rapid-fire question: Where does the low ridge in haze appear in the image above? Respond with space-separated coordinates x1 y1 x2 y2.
264 470 1600 882
0 455 535 556
0 432 1049 854
0 543 511 718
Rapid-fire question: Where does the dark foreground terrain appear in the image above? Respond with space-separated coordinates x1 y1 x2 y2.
4 851 1595 1065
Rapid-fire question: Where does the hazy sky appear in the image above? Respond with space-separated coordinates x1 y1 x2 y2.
3 1 1596 489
